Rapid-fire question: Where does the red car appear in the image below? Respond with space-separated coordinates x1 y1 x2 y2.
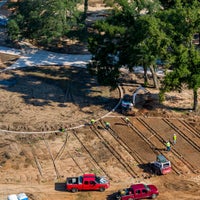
66 173 110 192
116 183 159 200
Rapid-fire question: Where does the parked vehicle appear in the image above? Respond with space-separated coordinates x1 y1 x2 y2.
150 154 171 175
66 173 110 192
121 94 133 114
116 183 159 200
17 193 28 200
7 193 28 200
7 194 18 200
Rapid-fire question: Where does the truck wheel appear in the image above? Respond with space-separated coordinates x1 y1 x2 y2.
151 194 157 199
128 198 134 200
71 188 78 193
99 187 105 192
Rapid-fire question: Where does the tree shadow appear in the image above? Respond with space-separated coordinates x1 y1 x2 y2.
0 65 119 112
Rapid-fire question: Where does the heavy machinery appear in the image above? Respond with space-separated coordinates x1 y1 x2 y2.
121 94 134 114
149 154 171 175
121 86 151 114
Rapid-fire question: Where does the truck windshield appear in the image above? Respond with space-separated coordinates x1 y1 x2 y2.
144 184 150 191
95 176 100 183
95 176 108 183
79 176 83 184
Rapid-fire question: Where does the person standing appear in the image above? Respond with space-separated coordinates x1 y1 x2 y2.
105 122 110 129
90 119 95 125
166 141 171 151
173 133 177 145
125 117 130 123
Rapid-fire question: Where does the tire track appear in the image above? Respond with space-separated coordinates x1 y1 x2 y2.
163 118 200 152
91 122 138 178
56 130 104 176
25 136 43 177
138 117 198 174
180 120 200 139
42 134 60 179
72 129 112 180
124 118 181 175
100 119 144 165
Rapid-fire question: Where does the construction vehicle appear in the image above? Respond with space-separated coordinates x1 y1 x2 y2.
66 173 110 192
121 94 134 114
149 154 171 175
121 86 151 114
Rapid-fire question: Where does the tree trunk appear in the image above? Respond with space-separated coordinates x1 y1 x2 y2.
193 88 198 111
149 65 159 89
83 0 88 21
143 65 148 86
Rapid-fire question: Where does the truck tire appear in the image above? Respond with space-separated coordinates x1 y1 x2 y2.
151 194 157 199
99 187 105 192
71 188 78 193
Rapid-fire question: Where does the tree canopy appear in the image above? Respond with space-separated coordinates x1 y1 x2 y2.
88 0 200 110
159 0 200 111
8 0 82 45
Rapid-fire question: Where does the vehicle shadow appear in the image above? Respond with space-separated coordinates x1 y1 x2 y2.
55 182 66 192
107 192 118 200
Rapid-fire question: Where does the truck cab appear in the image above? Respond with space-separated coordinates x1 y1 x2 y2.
116 183 159 200
121 94 133 114
150 154 171 175
66 173 110 192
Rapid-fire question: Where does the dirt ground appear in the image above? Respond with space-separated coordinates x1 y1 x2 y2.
0 1 200 200
0 50 200 200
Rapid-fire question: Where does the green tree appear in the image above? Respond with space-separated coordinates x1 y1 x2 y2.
122 13 170 88
159 0 200 111
7 18 21 41
7 0 81 45
88 0 165 87
88 21 125 86
159 0 200 9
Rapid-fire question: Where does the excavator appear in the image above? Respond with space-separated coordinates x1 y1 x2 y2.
121 86 152 115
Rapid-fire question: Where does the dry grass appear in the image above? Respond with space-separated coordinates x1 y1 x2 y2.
0 52 19 69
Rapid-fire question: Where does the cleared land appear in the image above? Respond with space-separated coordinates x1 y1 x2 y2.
0 52 200 200
0 1 200 199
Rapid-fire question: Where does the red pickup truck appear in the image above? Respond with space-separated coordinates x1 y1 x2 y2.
66 173 110 192
116 183 159 200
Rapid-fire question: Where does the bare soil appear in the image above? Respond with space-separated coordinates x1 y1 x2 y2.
0 1 200 200
0 51 200 200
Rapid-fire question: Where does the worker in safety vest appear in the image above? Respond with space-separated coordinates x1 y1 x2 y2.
59 127 65 132
105 122 110 129
166 141 171 151
91 119 95 125
173 134 177 145
125 117 130 123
